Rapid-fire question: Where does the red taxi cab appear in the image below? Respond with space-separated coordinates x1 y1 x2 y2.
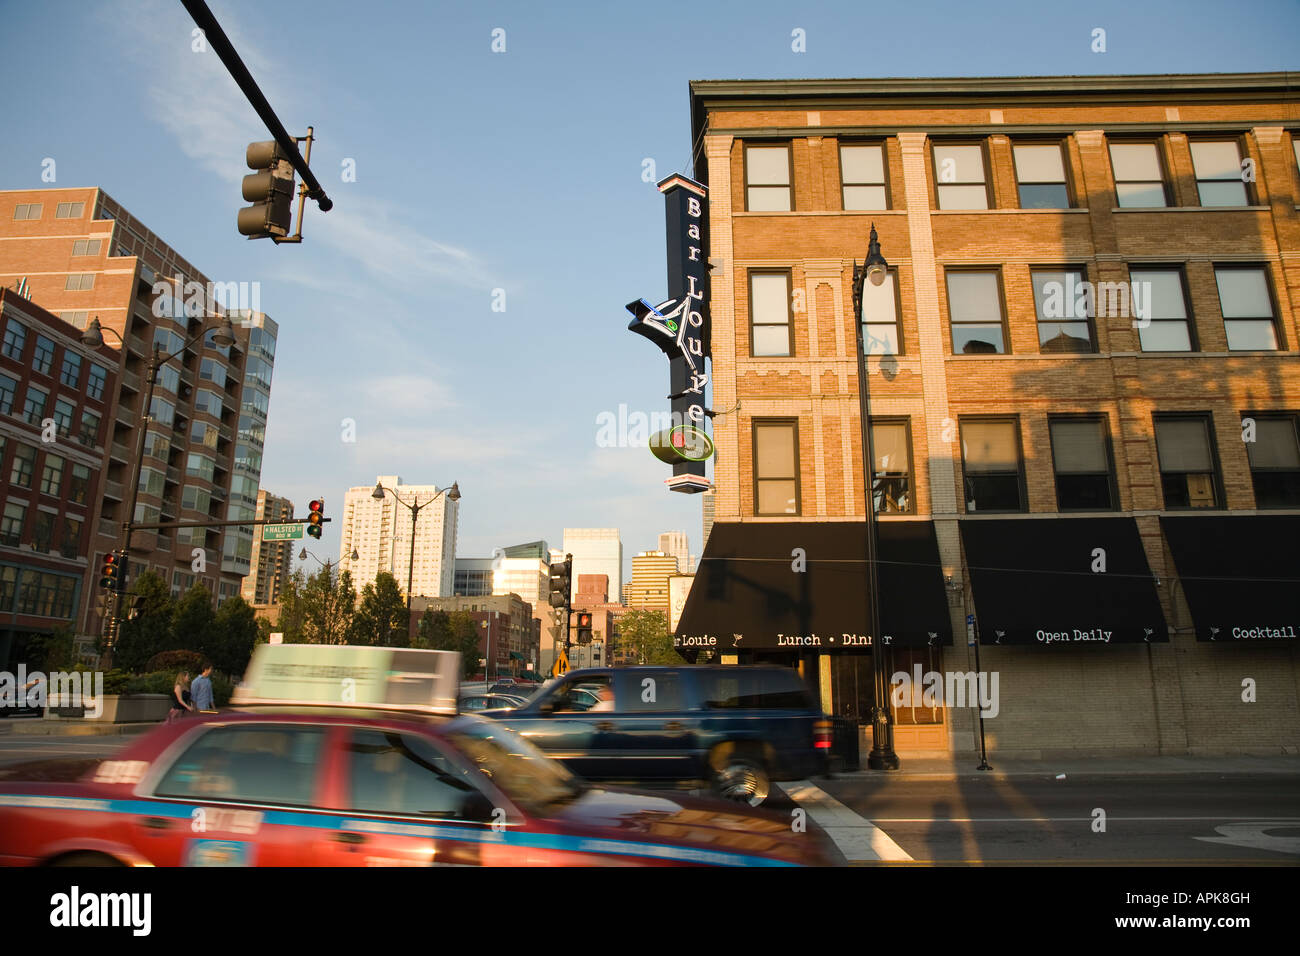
0 645 830 867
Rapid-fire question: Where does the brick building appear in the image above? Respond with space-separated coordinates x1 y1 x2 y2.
0 187 278 648
675 73 1300 757
410 593 541 679
0 289 119 665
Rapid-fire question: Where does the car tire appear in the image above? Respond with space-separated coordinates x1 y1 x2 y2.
711 751 771 807
46 852 125 867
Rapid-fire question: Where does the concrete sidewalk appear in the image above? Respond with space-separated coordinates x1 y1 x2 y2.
0 720 156 737
831 752 1300 780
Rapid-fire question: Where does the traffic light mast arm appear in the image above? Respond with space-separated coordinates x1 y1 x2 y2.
129 517 332 530
180 0 333 213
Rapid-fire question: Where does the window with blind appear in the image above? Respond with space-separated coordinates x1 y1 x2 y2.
1129 267 1194 352
862 269 902 355
1245 413 1300 508
933 143 990 210
1214 265 1279 351
1154 415 1221 509
872 420 912 514
753 419 800 515
1049 417 1116 510
840 144 888 210
1190 140 1249 207
745 145 793 211
961 419 1024 512
1013 143 1071 208
946 270 1007 354
1031 268 1095 353
1109 142 1169 208
749 271 793 357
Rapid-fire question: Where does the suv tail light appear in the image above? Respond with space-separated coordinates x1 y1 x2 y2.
814 719 832 750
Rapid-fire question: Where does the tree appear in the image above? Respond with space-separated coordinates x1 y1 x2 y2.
415 608 454 650
301 565 356 644
172 584 217 661
275 569 307 644
211 595 259 676
111 570 175 673
616 609 678 665
349 572 409 647
415 609 480 678
255 616 273 645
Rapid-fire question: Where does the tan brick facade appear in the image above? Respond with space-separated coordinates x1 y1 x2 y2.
693 74 1300 757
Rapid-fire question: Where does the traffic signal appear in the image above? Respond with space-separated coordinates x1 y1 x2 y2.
307 499 324 539
548 556 571 608
238 140 295 239
99 550 123 592
575 611 593 645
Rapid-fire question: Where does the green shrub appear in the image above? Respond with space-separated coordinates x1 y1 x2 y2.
102 669 132 695
123 669 235 705
145 650 205 674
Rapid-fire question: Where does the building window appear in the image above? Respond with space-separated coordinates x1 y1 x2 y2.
59 311 90 330
1013 143 1071 208
1154 415 1221 509
1245 414 1300 508
933 143 989 210
753 419 800 516
60 351 82 388
3 319 26 361
60 516 83 559
2 502 26 546
32 512 55 553
71 239 101 256
52 399 74 437
40 454 64 497
64 274 95 291
1214 265 1279 351
55 202 85 219
1190 139 1249 207
148 396 175 427
946 270 1007 354
1031 268 1095 353
745 144 793 211
78 409 101 447
138 467 165 498
22 385 48 426
749 271 793 357
86 363 107 401
840 143 888 210
186 453 216 483
1108 141 1169 208
10 443 36 489
1049 417 1117 511
32 335 55 375
194 389 223 418
862 269 902 355
12 203 42 220
0 372 15 415
1129 267 1194 352
961 419 1025 512
69 463 91 505
871 420 912 514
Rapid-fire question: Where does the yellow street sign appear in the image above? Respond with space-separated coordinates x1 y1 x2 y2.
551 650 569 677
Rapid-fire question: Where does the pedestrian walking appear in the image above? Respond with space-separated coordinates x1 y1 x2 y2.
191 663 216 713
166 671 194 724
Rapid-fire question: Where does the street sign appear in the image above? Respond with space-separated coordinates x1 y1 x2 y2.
261 523 304 541
551 649 569 677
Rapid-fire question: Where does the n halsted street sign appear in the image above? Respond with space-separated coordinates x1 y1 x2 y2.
260 523 304 541
627 173 712 494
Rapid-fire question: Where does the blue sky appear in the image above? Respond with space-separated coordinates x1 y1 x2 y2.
1 0 1295 583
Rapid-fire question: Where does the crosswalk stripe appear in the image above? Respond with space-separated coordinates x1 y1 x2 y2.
778 780 913 862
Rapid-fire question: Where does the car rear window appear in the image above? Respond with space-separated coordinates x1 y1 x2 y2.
154 724 325 807
699 670 815 710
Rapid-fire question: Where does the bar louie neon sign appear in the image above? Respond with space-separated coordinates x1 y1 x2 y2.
626 173 713 494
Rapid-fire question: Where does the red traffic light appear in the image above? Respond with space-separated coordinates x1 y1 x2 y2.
578 613 592 627
307 499 324 539
309 500 323 513
99 551 122 590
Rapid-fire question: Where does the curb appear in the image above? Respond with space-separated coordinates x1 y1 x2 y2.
0 721 155 737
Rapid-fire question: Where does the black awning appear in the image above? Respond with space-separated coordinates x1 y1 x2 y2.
673 521 952 652
1161 516 1300 642
960 517 1167 646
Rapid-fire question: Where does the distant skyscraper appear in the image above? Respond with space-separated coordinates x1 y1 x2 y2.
454 557 494 596
658 531 689 573
243 491 295 605
339 475 459 598
624 551 679 615
562 528 622 603
701 488 715 554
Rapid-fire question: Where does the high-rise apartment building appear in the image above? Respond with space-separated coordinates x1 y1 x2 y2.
676 72 1300 757
623 551 679 615
339 476 458 598
562 528 622 603
0 187 278 641
243 490 294 606
657 531 690 573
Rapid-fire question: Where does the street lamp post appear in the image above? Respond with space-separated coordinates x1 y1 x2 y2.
82 314 237 666
372 480 460 641
851 224 901 771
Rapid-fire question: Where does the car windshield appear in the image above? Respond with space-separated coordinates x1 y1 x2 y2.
445 716 584 814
